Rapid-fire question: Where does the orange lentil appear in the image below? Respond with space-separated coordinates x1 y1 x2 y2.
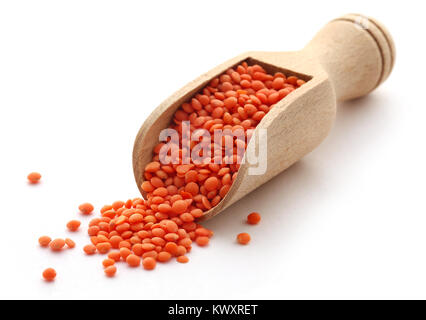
195 228 211 237
49 238 65 251
157 251 172 262
141 243 156 251
83 244 97 255
108 251 121 262
142 257 156 270
104 265 117 277
42 268 56 281
112 200 125 210
109 235 123 249
119 241 132 249
96 242 112 254
119 247 132 260
126 254 141 267
65 238 75 248
102 258 115 268
89 218 101 226
297 79 306 86
100 205 112 214
28 172 41 184
132 243 144 256
180 213 194 223
152 228 166 237
177 255 189 263
247 212 261 225
176 245 187 257
172 200 188 214
152 237 166 246
141 181 155 192
195 236 209 247
237 233 251 245
97 235 109 243
90 236 98 245
142 250 158 259
38 236 51 247
66 220 81 232
286 76 298 85
79 203 94 215
204 177 219 191
165 220 179 233
164 242 179 256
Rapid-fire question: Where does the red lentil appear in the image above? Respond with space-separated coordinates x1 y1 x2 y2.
108 251 121 262
28 172 41 184
79 203 94 215
195 236 209 247
66 220 81 232
83 244 96 255
157 251 172 262
119 247 132 260
65 238 75 248
126 254 141 267
102 258 115 268
247 212 261 225
42 268 56 281
38 236 51 247
177 255 189 263
237 233 251 245
142 257 156 270
96 242 112 254
49 238 65 251
104 265 117 277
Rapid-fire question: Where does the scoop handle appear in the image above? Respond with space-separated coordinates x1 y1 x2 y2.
304 14 395 101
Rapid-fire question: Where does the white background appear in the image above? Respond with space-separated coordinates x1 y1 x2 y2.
0 0 425 300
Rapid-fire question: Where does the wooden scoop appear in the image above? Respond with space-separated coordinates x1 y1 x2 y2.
133 13 395 221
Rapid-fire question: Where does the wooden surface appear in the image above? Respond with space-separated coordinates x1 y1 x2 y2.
132 14 395 221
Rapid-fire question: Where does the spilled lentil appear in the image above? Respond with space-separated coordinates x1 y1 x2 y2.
38 61 304 278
